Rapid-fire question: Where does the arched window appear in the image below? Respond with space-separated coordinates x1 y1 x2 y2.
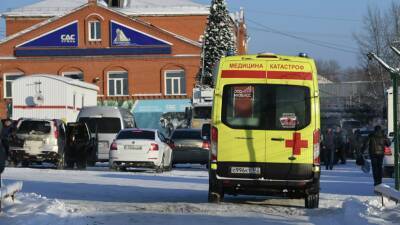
88 20 101 41
164 70 186 96
107 70 129 96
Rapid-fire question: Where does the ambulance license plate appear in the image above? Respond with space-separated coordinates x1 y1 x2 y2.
230 167 261 174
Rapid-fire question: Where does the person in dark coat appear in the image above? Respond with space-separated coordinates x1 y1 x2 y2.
1 119 12 158
334 126 346 164
323 128 335 170
367 125 390 186
353 129 365 165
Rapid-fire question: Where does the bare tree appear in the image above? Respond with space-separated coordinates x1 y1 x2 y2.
316 59 342 82
354 2 400 98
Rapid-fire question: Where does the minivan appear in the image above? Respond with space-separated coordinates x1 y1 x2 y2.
77 106 136 162
207 53 321 208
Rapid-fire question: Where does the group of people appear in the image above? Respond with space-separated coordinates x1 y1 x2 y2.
321 127 347 170
322 125 389 186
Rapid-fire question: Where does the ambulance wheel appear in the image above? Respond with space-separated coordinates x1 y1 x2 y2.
305 193 319 209
208 171 224 203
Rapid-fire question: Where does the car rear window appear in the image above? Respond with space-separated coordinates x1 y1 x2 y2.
193 107 212 119
78 117 121 133
17 121 51 134
171 130 201 139
117 130 155 140
222 84 311 130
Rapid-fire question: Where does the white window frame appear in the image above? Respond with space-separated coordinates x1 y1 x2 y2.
88 20 101 41
164 70 186 96
107 71 129 97
3 72 24 99
62 71 84 81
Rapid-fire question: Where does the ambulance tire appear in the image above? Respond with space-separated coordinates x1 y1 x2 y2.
208 171 224 203
305 193 319 209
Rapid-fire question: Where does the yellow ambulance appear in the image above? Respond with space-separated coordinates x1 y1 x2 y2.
207 53 321 208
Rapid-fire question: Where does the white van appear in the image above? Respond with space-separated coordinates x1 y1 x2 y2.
77 106 136 162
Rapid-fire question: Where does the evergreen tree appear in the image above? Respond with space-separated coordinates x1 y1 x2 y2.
200 0 237 86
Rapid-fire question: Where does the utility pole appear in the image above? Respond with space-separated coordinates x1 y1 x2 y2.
368 48 400 191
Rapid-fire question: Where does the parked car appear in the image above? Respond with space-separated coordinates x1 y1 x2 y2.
109 129 172 172
383 139 395 178
170 129 210 166
64 122 95 169
77 106 136 163
9 118 66 168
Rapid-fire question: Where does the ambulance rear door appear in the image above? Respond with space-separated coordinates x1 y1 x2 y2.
216 60 267 179
264 60 315 180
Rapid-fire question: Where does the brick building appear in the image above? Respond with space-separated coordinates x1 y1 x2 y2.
0 0 247 120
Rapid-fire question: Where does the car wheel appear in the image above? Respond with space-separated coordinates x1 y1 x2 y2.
76 160 87 170
57 153 65 170
305 193 319 209
21 161 29 168
110 164 120 171
155 156 165 173
87 161 96 167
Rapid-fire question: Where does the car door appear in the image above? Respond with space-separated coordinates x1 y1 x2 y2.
158 132 171 165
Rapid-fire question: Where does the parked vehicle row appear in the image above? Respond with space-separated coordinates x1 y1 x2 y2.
6 106 210 173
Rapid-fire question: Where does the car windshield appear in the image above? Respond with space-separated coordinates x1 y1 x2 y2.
78 117 121 134
117 130 155 140
171 130 201 139
17 121 51 134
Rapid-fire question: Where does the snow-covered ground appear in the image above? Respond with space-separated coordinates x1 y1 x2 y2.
0 162 399 225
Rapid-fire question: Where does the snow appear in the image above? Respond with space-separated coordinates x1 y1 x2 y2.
2 0 209 17
0 162 399 225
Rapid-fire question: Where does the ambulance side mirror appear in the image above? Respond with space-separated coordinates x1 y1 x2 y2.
201 123 211 141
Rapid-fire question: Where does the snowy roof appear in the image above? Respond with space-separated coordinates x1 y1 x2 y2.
16 74 99 91
1 0 209 17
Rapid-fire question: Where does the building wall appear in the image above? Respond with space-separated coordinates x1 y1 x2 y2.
0 56 200 118
6 18 48 36
0 2 247 119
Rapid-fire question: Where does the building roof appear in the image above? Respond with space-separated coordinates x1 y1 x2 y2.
1 0 209 17
15 74 99 91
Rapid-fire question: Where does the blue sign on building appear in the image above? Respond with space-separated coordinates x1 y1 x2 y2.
110 21 171 47
18 21 78 48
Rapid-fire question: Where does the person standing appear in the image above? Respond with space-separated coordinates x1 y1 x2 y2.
334 127 346 164
323 128 335 170
1 119 12 158
367 125 389 186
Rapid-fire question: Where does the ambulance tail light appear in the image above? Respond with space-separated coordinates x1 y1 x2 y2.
211 126 218 162
313 129 320 165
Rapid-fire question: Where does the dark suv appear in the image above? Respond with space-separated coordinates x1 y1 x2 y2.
65 122 96 169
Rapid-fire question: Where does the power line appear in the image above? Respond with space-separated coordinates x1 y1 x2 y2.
248 26 353 39
247 18 359 55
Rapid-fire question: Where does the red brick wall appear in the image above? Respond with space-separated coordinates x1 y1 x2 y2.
5 18 47 36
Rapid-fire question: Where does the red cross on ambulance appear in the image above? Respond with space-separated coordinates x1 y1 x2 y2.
285 132 308 155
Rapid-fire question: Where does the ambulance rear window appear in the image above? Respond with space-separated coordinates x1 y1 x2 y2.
222 84 311 130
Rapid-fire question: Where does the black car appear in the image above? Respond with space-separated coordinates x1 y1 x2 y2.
170 129 210 166
64 122 96 169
